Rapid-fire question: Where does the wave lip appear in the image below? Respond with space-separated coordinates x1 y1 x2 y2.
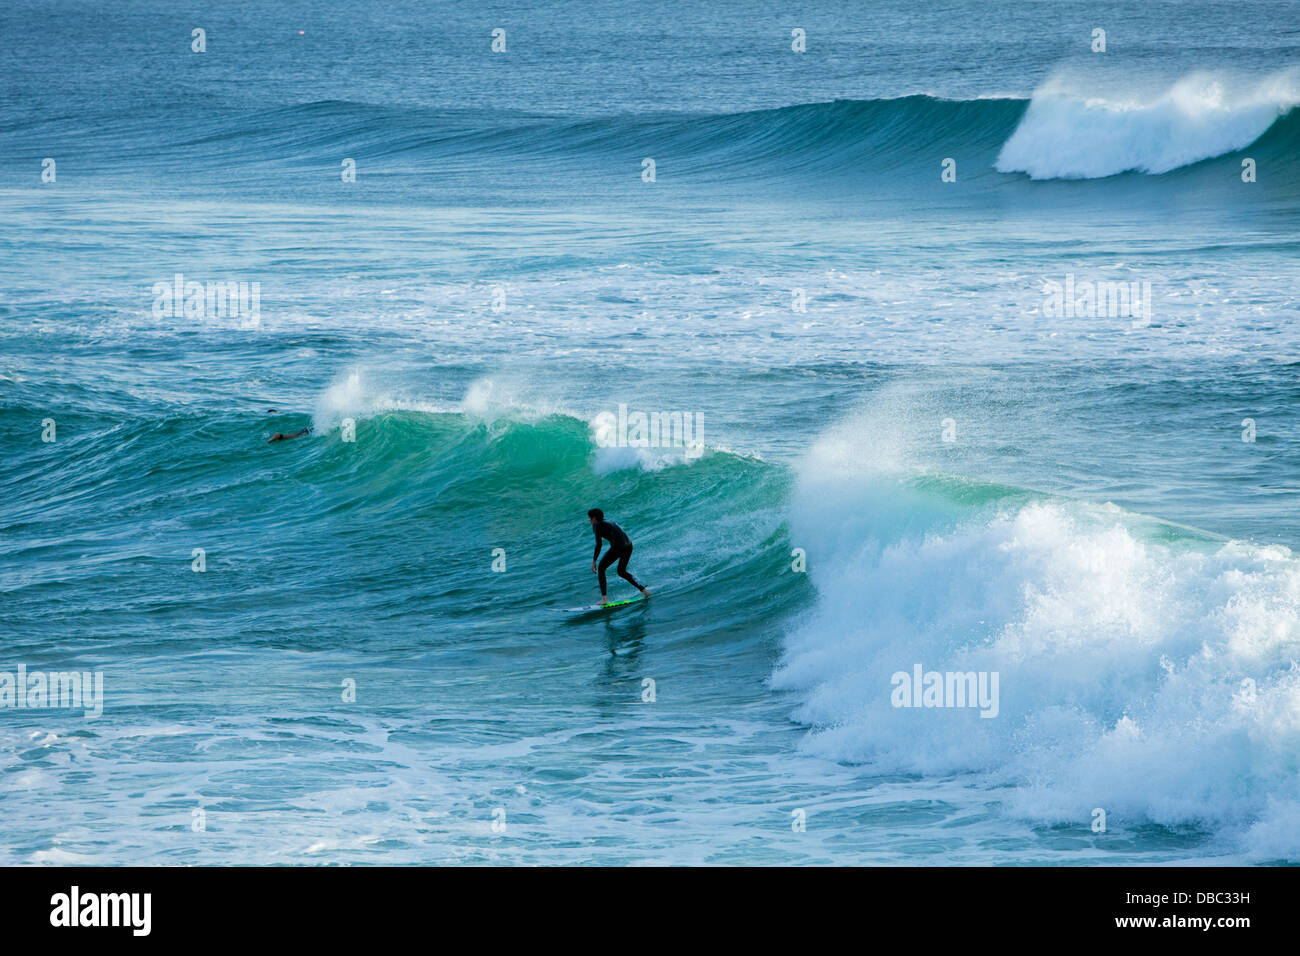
996 72 1299 179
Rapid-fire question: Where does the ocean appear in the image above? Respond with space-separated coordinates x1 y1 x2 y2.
2 0 1299 865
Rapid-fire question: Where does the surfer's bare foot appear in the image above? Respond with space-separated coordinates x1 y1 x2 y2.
639 587 651 597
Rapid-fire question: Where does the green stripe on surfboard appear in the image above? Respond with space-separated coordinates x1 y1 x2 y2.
558 594 647 613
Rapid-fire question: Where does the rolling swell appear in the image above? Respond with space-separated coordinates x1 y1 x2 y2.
1 402 804 650
7 89 1295 198
9 387 1300 858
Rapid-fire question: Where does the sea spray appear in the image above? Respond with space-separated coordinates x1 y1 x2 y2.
776 468 1300 855
997 70 1300 179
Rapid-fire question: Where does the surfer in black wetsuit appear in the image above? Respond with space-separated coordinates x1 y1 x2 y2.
588 508 650 604
266 410 313 443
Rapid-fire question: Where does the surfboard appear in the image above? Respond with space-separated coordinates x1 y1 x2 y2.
557 594 647 614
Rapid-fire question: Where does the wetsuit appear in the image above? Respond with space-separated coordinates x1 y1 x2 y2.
593 520 643 596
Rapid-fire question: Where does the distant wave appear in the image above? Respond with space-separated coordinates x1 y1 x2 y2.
8 73 1295 191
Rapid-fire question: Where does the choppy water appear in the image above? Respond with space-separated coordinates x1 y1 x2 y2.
3 0 1300 864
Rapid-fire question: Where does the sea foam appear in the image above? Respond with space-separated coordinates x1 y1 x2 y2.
775 414 1300 858
996 70 1299 179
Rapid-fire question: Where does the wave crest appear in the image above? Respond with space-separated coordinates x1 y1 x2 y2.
996 71 1299 179
775 414 1300 858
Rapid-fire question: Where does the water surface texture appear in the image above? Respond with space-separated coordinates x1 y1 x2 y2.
3 0 1300 864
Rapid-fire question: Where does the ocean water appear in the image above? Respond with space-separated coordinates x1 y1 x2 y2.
2 0 1300 865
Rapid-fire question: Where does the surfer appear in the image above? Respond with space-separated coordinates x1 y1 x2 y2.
589 508 650 605
266 408 312 442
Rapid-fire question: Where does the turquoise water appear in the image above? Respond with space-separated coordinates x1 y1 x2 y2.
3 0 1300 864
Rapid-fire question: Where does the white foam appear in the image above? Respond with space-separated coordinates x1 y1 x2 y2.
312 368 372 432
775 415 1300 858
310 368 458 432
590 443 704 474
460 375 564 423
996 70 1299 179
